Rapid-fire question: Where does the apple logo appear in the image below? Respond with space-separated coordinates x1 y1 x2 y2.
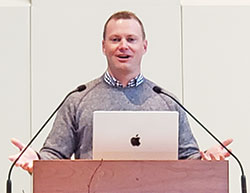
130 134 141 146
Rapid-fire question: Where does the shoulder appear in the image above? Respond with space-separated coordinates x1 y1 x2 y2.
142 77 181 110
62 75 105 107
143 78 178 99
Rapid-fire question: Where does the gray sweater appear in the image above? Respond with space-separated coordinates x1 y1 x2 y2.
39 75 201 160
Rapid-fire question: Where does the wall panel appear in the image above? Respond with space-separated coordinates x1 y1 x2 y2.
0 4 31 193
182 5 250 193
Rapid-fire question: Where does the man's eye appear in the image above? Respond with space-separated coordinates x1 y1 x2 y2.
111 38 120 42
127 38 136 42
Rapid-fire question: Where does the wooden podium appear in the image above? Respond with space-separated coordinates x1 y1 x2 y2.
33 160 228 193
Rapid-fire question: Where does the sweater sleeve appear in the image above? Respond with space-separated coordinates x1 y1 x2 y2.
177 105 201 160
39 96 78 160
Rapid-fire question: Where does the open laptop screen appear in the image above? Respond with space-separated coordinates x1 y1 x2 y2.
93 111 178 160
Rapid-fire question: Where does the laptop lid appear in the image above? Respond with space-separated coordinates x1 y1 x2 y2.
93 111 179 160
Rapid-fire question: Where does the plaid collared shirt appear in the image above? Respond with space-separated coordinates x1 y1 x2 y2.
104 71 144 88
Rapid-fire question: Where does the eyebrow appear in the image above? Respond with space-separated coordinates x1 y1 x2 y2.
108 34 139 38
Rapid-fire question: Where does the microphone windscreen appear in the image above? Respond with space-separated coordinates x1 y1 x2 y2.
153 86 162 94
77 85 86 92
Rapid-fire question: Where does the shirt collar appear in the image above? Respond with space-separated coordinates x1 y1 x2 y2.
104 71 144 88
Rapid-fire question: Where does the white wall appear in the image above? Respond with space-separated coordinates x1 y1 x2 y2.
182 3 250 193
0 1 31 193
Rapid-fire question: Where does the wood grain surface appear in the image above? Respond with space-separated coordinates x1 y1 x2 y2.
33 160 228 193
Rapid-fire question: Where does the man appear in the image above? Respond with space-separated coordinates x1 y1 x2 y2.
9 11 232 173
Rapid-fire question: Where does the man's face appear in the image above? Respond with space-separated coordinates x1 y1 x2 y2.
102 18 147 77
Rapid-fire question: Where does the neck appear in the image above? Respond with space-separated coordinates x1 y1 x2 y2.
107 69 140 87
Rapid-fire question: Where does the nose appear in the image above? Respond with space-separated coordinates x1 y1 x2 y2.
119 39 129 50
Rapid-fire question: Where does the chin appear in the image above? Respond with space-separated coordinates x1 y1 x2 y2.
114 62 131 69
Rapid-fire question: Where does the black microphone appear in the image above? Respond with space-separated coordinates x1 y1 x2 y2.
153 85 247 193
6 84 86 193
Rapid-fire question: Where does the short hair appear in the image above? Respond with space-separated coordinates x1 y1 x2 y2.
103 11 146 40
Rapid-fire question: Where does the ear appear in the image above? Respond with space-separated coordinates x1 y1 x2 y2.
102 40 106 54
143 40 148 54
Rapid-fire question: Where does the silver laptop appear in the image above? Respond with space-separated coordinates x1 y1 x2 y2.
93 111 179 160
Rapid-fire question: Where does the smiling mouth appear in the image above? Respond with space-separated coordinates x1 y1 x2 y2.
117 55 131 59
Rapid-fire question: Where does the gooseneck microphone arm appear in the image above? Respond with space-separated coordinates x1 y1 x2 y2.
153 86 247 193
6 84 86 193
